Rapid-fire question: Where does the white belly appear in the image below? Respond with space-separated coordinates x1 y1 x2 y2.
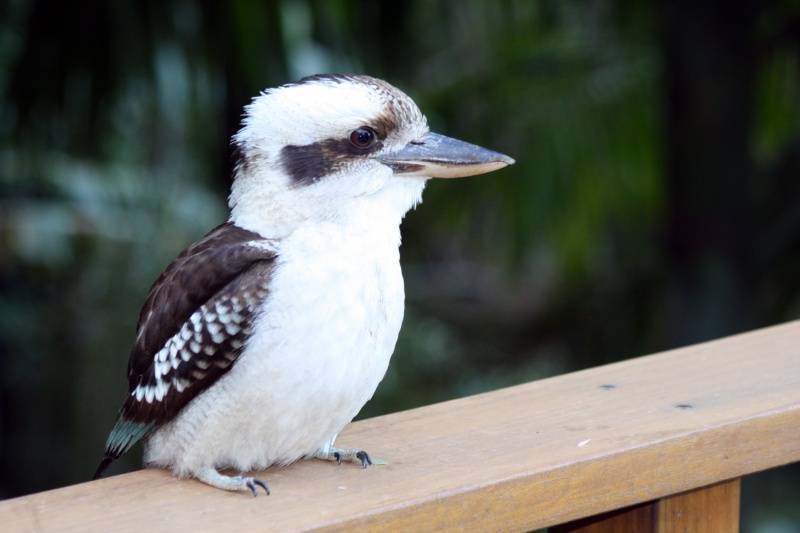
144 223 405 477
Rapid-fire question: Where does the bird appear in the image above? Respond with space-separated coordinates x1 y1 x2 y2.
92 73 514 496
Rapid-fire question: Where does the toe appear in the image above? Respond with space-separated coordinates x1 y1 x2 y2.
245 477 270 497
197 467 270 495
356 451 372 469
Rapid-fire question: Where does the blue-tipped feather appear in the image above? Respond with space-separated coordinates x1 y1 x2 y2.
92 419 155 479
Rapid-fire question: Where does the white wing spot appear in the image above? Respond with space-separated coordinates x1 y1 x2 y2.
175 378 191 393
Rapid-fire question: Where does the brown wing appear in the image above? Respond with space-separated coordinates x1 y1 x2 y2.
121 221 276 423
95 222 277 475
127 222 272 384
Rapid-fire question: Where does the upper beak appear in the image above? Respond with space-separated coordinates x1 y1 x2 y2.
378 132 515 178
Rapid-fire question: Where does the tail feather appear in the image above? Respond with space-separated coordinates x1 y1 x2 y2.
93 457 114 480
92 418 155 480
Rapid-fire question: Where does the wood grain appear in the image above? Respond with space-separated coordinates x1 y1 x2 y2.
657 478 740 532
551 501 656 532
552 478 740 532
2 321 799 532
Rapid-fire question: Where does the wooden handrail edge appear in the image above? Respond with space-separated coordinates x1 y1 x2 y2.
1 320 799 532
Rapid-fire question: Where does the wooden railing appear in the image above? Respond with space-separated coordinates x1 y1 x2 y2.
2 321 799 532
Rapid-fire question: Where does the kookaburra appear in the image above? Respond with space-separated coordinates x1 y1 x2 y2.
93 74 514 495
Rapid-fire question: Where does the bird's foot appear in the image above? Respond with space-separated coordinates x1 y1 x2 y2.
315 447 372 469
196 467 269 496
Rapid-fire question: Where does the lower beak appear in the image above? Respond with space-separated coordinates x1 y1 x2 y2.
378 132 515 179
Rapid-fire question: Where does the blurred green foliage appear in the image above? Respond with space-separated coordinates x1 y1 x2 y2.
1 0 798 528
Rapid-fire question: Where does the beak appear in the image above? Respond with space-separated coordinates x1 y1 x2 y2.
378 132 515 178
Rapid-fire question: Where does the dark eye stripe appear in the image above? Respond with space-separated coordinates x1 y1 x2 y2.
280 132 385 186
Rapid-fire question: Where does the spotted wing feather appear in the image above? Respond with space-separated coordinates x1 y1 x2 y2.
94 222 276 478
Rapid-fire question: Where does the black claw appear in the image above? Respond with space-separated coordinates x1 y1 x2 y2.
254 479 270 496
356 451 372 469
334 452 342 465
246 479 270 497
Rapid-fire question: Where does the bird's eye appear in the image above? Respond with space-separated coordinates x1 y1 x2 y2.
349 127 376 149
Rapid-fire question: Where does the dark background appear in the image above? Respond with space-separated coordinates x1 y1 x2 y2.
1 0 798 529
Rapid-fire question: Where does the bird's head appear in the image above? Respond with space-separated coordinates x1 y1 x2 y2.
229 74 514 238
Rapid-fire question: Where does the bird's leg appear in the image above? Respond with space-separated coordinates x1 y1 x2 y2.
196 467 270 496
314 447 372 469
